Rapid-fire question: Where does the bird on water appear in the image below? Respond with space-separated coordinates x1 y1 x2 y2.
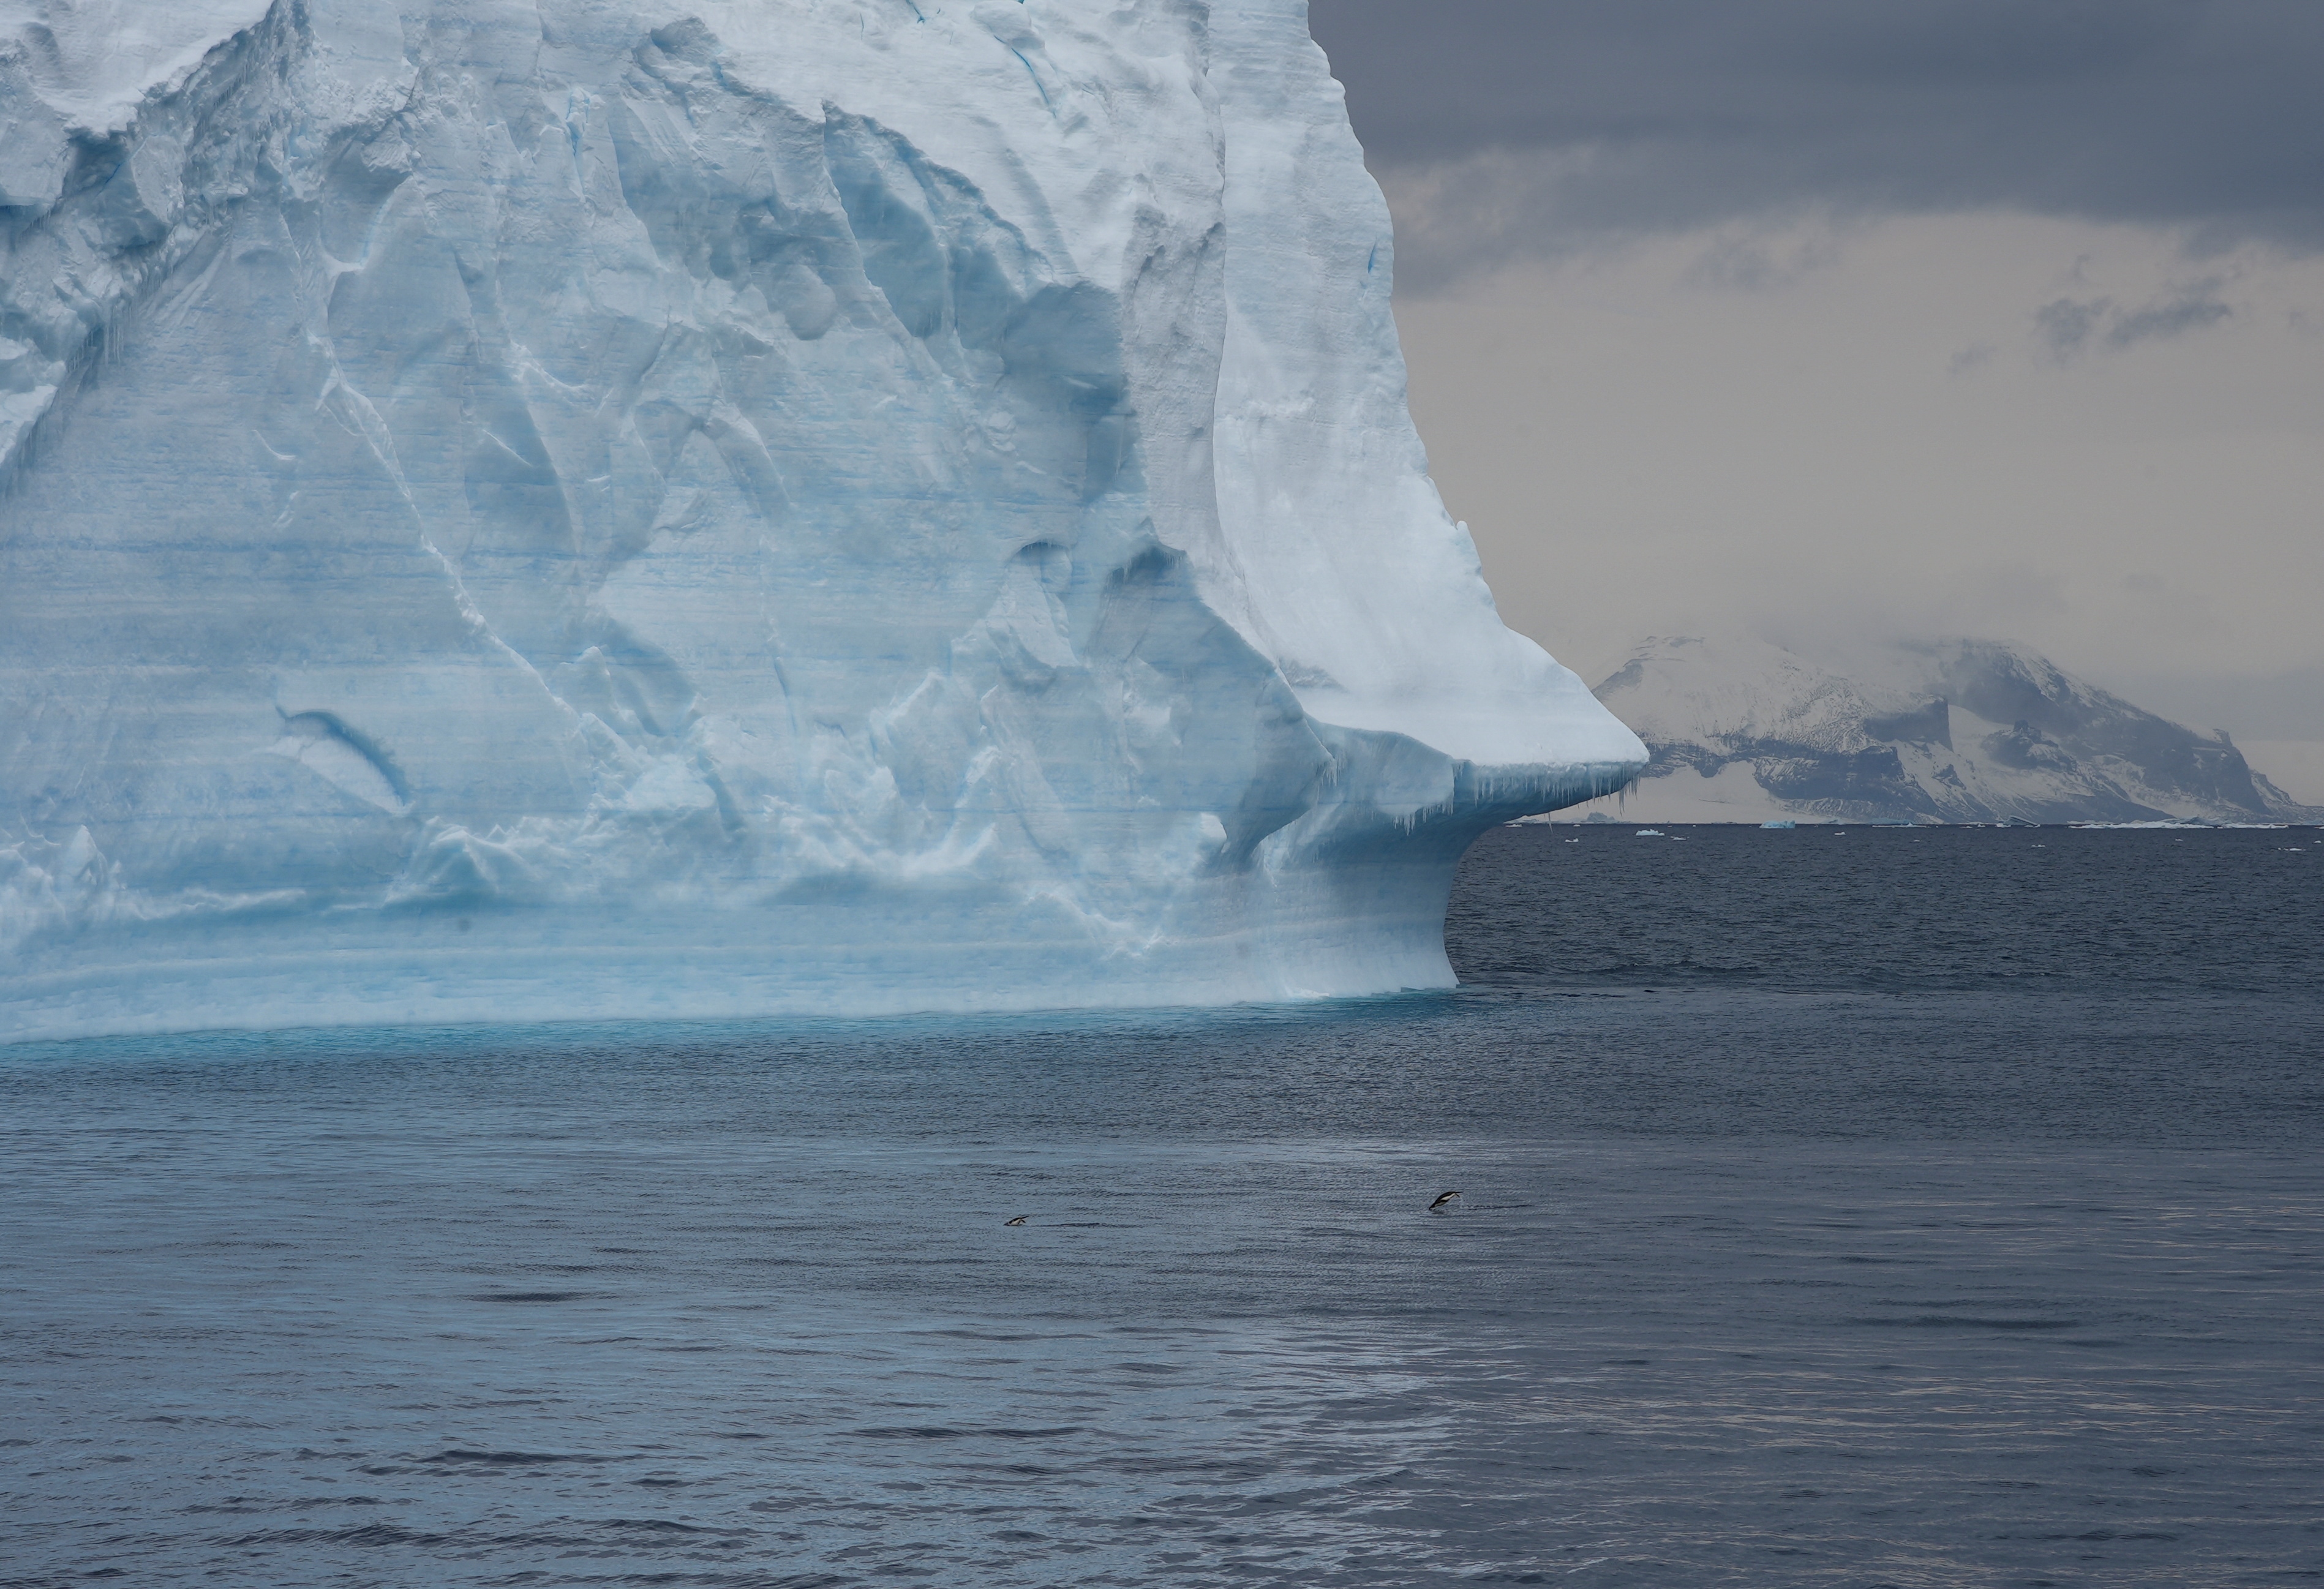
1003 1215 1028 1226
1429 1191 1461 1212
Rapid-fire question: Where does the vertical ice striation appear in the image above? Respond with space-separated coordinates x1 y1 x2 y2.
0 0 1644 1040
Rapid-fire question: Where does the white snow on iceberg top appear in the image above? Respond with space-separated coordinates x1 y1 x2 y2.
0 0 1642 1041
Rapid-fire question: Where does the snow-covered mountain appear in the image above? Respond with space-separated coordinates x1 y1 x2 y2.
0 0 1643 1041
1574 636 2317 825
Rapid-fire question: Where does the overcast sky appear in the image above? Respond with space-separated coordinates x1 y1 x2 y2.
1306 1 2324 794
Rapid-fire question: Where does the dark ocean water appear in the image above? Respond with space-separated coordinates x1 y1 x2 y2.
4 824 2320 1587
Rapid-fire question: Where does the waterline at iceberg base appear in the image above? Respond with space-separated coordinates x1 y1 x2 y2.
12 756 1621 1040
0 0 1643 1042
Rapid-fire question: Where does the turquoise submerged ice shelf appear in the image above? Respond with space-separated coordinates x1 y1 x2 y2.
0 0 1644 1040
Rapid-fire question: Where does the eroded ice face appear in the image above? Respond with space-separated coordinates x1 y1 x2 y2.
0 0 1641 1040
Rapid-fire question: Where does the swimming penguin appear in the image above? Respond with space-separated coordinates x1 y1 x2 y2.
1003 1215 1028 1226
1429 1190 1461 1213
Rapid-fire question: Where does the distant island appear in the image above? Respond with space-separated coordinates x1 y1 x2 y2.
1554 636 2320 826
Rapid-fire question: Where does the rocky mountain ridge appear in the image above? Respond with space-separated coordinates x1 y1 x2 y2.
1568 636 2319 825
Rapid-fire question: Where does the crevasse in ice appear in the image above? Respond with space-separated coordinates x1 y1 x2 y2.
0 0 1644 1040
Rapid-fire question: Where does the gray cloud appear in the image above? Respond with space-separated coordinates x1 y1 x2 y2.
2106 286 2234 347
1680 228 1848 292
2034 296 2110 359
1307 1 2324 286
2033 282 2234 359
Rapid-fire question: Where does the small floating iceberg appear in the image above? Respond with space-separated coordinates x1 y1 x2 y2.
1634 828 1666 838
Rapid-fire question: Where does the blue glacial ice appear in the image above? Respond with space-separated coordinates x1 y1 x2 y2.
0 0 1645 1040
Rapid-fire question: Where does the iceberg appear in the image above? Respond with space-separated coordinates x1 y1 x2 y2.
0 0 1642 1041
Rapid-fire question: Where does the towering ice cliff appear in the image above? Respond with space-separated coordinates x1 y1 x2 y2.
0 0 1643 1040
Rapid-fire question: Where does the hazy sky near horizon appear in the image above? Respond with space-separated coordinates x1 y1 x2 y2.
1305 1 2324 779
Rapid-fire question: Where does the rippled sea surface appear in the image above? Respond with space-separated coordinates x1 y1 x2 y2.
6 825 2322 1587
